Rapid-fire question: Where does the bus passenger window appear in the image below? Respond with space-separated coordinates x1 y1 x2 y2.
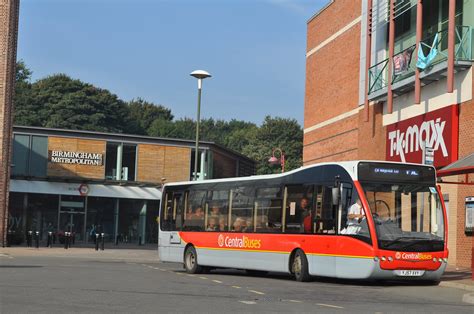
207 189 230 232
255 186 283 233
231 186 255 233
185 190 207 231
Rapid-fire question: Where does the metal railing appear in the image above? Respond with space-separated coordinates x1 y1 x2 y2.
368 25 472 95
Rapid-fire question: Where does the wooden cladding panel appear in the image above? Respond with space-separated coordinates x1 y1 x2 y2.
47 137 106 179
163 146 191 182
136 144 191 183
136 144 165 183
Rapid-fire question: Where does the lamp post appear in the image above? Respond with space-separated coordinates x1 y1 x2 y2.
268 148 285 173
190 70 212 181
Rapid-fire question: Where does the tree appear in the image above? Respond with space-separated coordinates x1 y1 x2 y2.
14 71 137 134
14 61 41 126
128 98 173 134
242 116 303 174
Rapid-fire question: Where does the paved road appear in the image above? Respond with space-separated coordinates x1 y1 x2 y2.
0 249 471 313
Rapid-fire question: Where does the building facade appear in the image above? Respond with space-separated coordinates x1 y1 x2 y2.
0 0 20 248
305 0 473 268
7 126 255 246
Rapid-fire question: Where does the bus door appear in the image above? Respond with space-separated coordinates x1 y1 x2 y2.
335 182 373 279
310 185 337 277
168 192 185 262
159 190 185 262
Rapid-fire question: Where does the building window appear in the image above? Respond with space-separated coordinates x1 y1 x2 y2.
12 134 47 177
105 142 137 181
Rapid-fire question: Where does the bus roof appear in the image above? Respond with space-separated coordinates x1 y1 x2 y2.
164 160 435 188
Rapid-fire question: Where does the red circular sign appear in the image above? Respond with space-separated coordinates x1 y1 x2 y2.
78 184 89 196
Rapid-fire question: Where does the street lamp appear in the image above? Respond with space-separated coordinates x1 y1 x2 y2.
190 70 212 181
268 148 285 173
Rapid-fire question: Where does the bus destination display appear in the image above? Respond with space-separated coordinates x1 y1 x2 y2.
358 162 434 183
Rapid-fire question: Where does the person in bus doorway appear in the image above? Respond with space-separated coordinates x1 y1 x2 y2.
343 198 365 235
298 197 312 233
347 198 364 224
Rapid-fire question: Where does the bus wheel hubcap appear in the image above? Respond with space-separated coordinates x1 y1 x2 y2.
294 256 301 275
187 252 195 269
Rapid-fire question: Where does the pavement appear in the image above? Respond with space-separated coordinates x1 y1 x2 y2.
1 246 473 313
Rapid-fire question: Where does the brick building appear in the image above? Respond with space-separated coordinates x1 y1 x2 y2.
0 0 20 248
7 126 255 246
304 0 473 268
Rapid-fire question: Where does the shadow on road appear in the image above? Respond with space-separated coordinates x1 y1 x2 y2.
0 265 43 268
171 267 443 287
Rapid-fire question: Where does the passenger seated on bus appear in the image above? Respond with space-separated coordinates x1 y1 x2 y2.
190 207 204 220
243 218 253 232
209 204 220 218
218 217 227 231
185 206 194 220
233 218 245 232
206 217 218 231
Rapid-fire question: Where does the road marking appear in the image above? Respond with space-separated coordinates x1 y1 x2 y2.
239 301 257 305
283 299 302 303
212 280 223 283
317 303 344 309
187 274 196 277
232 285 241 289
199 276 208 280
248 289 265 295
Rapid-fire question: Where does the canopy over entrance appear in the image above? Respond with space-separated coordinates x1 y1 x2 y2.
437 152 474 186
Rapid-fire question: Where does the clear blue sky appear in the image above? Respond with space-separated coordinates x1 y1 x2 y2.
17 0 326 126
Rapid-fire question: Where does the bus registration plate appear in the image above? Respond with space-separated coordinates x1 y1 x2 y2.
395 270 425 277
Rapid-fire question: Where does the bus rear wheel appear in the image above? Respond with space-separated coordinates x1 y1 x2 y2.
292 249 310 282
184 246 203 274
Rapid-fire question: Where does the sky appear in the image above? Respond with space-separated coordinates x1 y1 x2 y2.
17 0 327 126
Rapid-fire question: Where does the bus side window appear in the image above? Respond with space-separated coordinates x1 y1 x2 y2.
231 185 255 233
207 189 230 232
255 186 282 233
185 190 207 231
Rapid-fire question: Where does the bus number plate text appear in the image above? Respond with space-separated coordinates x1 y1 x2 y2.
395 270 425 277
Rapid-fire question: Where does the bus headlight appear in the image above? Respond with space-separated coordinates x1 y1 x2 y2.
374 257 379 262
381 256 386 261
443 258 448 263
432 258 437 262
387 256 393 262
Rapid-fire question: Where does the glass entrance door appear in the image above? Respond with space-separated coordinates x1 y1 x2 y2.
59 212 85 241
59 195 86 243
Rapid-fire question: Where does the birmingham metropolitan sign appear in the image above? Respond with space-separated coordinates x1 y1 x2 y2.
49 150 103 166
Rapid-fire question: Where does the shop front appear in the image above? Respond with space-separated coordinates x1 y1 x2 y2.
7 180 161 246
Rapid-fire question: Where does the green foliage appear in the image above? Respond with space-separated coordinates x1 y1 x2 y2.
128 98 173 134
14 62 303 174
242 116 302 174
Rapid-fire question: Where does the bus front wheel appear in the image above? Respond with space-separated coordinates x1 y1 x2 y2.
184 245 203 274
292 249 310 282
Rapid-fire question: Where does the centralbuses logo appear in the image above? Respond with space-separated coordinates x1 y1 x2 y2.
395 252 432 260
217 234 261 249
218 234 225 247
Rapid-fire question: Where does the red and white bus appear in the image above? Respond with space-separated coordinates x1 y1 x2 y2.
158 161 448 282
